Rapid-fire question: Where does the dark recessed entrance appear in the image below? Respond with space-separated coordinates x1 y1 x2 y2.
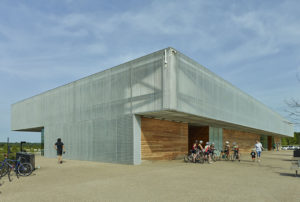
188 125 209 151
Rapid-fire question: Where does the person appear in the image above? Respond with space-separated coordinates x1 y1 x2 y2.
224 141 230 159
232 142 240 162
255 140 264 162
276 142 280 151
250 149 256 162
210 142 216 160
192 142 198 163
54 138 65 164
198 140 204 151
204 142 212 163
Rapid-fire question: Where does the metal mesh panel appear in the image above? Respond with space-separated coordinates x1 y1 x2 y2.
12 49 165 164
174 51 293 137
209 127 223 151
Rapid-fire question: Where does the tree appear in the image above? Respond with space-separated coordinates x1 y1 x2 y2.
295 132 300 145
286 98 300 125
281 133 299 146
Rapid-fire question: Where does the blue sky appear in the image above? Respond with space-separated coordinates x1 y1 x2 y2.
1 0 300 142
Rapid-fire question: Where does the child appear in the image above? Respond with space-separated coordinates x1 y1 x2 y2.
250 149 256 162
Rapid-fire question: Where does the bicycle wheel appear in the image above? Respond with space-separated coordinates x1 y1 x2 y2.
211 154 217 162
0 164 9 177
198 153 205 164
17 163 33 176
184 155 190 163
195 154 201 163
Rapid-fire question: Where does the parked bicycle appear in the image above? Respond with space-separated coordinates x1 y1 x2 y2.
0 155 33 181
184 149 205 164
184 150 194 163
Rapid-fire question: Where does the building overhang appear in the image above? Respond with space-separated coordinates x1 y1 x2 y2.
138 110 290 137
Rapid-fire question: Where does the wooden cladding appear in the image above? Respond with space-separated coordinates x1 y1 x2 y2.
141 117 188 160
223 129 260 153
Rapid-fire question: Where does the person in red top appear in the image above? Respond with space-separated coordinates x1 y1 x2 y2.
204 142 212 163
192 141 198 163
232 142 240 162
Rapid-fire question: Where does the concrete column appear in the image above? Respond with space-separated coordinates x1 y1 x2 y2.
133 115 141 165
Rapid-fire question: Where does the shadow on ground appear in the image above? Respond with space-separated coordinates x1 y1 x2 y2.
277 172 300 178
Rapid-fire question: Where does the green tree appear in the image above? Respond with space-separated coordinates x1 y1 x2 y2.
295 132 300 145
281 132 299 145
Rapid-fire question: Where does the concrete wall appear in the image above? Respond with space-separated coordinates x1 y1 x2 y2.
12 49 165 164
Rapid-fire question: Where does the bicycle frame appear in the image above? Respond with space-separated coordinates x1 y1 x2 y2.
1 157 23 181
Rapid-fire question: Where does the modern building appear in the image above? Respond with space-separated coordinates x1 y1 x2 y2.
11 47 294 164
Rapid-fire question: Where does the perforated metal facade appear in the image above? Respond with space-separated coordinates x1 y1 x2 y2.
11 47 293 164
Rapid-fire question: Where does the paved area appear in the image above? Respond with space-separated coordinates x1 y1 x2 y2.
0 150 299 202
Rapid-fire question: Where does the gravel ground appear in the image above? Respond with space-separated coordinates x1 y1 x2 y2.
0 150 299 202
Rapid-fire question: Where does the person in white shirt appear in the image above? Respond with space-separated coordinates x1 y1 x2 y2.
255 140 264 162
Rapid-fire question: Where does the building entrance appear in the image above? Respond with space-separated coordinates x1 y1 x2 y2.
188 126 209 152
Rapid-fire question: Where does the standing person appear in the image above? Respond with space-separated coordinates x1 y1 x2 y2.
232 142 240 162
210 142 216 161
204 142 212 163
224 141 230 159
250 149 256 162
198 140 204 151
255 140 264 162
54 138 65 164
192 142 198 163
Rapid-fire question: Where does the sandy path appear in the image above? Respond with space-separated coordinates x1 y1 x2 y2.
0 150 299 202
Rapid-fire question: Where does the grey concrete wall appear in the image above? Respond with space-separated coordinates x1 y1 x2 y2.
11 49 165 164
171 50 293 137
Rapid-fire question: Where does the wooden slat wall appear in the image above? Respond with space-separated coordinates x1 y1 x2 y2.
268 136 272 150
141 117 188 160
188 126 209 152
223 129 260 153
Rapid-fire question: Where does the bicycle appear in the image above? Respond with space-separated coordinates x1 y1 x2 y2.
184 150 205 164
184 150 194 163
230 150 241 162
220 150 230 161
211 149 221 162
0 156 33 181
195 150 205 164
